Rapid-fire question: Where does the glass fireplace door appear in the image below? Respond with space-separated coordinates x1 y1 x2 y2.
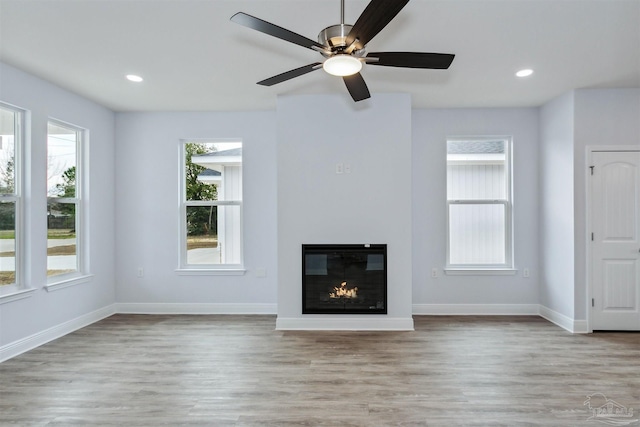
302 244 387 314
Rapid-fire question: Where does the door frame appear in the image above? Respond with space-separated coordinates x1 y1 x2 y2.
586 145 640 332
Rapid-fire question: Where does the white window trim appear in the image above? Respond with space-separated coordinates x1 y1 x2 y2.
45 273 94 292
445 136 514 272
178 139 245 274
0 285 37 305
175 268 246 276
0 102 25 292
46 119 88 285
444 268 517 276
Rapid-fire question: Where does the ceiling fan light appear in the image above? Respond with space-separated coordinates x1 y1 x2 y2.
323 55 363 77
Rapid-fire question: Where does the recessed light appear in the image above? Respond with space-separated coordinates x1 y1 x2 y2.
516 69 534 78
126 74 144 82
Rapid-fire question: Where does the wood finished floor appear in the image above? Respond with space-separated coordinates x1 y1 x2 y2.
1 315 639 426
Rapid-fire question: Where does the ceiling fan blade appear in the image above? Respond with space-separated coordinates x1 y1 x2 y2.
257 63 323 86
345 0 410 50
231 12 326 51
343 73 371 102
367 52 455 69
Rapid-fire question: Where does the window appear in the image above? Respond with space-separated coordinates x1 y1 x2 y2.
0 104 23 287
446 137 513 270
180 141 242 270
47 120 84 279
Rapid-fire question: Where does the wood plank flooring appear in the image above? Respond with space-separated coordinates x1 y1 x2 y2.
1 315 639 426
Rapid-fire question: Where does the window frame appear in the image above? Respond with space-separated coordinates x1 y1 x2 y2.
177 139 244 274
445 136 515 274
0 102 25 296
45 118 90 289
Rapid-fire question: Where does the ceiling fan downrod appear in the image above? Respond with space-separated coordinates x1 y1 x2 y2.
317 0 361 57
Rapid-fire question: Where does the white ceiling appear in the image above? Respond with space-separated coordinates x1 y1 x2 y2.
1 0 638 112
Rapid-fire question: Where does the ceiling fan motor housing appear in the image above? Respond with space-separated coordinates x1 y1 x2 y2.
318 24 364 57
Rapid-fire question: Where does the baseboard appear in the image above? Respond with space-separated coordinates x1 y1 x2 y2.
572 320 589 334
0 304 116 363
538 305 588 333
115 302 277 315
412 304 539 315
275 316 414 331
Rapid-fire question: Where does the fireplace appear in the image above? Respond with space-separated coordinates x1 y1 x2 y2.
302 244 387 314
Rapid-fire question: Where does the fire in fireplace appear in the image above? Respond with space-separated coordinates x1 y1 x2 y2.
329 282 358 299
302 244 387 314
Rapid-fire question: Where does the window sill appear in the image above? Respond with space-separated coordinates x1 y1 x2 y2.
45 274 94 292
444 268 517 276
0 286 37 305
175 268 246 276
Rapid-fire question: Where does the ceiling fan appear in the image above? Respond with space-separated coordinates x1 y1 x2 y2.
230 0 455 102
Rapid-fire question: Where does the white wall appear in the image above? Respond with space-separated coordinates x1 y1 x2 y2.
573 88 640 320
0 62 116 351
276 94 414 330
114 111 277 309
538 92 575 319
538 88 640 326
412 108 539 309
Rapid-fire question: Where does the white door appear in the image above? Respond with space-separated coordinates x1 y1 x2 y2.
590 151 640 330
